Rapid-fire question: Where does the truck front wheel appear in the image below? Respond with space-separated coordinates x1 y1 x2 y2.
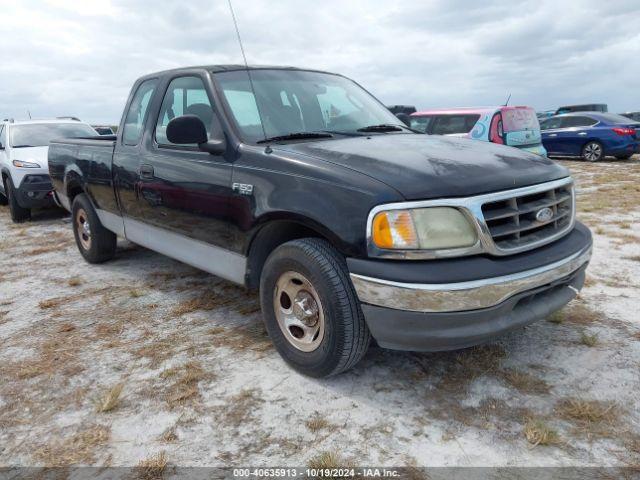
260 238 371 377
71 193 117 263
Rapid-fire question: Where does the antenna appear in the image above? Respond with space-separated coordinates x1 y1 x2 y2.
227 0 268 142
503 93 511 106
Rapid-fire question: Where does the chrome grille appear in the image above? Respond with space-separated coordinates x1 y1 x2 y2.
481 182 574 252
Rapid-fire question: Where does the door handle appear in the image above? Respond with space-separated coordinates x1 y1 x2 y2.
139 164 154 179
548 133 557 137
577 132 587 136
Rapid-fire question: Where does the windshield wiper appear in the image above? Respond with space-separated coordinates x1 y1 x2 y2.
356 124 405 133
257 132 333 144
356 124 423 134
12 144 38 148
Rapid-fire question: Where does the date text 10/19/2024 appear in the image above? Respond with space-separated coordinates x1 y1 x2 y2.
233 468 402 478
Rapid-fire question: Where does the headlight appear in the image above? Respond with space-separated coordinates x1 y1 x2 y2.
13 159 41 168
371 207 477 250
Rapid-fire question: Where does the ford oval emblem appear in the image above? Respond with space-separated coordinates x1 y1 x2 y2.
535 207 554 222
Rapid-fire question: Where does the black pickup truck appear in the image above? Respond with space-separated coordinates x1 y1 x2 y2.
49 65 592 377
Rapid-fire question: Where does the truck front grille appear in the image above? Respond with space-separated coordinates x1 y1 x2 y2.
481 182 574 253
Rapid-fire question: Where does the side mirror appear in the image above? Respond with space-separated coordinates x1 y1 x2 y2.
166 115 225 155
0 142 4 150
395 113 411 127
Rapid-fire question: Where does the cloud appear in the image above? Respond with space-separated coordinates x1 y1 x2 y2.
0 0 638 124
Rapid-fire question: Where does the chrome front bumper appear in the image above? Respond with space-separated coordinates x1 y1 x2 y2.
350 244 592 313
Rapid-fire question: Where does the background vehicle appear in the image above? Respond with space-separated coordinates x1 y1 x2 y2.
387 105 416 116
0 119 97 222
555 104 607 115
49 65 591 377
540 112 640 161
620 112 640 122
537 110 555 121
410 106 547 156
92 125 115 135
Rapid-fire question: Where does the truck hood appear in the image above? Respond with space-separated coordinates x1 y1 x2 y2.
273 134 569 200
10 146 49 169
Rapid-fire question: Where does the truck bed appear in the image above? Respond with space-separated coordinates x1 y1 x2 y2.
48 136 118 213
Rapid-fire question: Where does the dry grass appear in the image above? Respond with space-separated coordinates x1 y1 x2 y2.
556 398 618 424
306 413 333 433
38 287 111 310
432 344 506 395
136 451 167 480
24 242 71 257
67 276 83 287
7 335 86 380
95 382 125 413
171 294 233 316
165 361 210 408
217 389 264 428
129 288 145 298
580 331 599 347
499 369 550 395
524 419 560 447
34 424 110 466
208 322 273 354
160 427 178 443
561 303 602 326
547 311 565 324
308 450 344 470
57 322 76 333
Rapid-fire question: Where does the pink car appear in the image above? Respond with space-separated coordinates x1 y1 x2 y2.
410 106 547 157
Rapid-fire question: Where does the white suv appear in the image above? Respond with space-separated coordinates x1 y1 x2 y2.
0 119 97 222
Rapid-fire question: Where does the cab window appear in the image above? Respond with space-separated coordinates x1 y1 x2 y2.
155 76 218 146
0 125 6 149
122 79 158 146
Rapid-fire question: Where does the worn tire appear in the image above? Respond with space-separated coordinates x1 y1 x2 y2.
581 141 604 162
260 238 371 377
5 178 30 223
71 193 117 263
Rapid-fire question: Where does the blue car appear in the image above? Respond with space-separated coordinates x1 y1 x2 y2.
540 112 640 161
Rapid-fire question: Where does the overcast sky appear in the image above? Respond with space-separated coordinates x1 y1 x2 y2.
1 0 638 124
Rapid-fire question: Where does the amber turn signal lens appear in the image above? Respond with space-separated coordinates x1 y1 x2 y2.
371 210 418 249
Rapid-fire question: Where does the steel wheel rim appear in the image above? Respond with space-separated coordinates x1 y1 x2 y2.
584 143 601 161
75 208 92 250
273 271 325 352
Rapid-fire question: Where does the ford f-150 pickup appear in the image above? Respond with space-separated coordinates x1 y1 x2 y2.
49 65 592 377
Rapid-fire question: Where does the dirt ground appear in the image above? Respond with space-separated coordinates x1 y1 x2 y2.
1 157 639 470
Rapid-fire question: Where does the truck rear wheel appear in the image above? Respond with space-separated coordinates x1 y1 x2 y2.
6 178 31 223
260 238 371 377
71 194 117 263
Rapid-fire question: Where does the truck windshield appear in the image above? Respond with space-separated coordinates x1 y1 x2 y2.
11 123 97 148
214 69 405 143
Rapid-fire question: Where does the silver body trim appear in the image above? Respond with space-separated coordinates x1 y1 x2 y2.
350 244 591 313
96 209 126 237
366 177 576 260
123 217 247 285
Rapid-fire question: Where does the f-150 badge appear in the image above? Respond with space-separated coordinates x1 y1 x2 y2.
232 183 254 195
